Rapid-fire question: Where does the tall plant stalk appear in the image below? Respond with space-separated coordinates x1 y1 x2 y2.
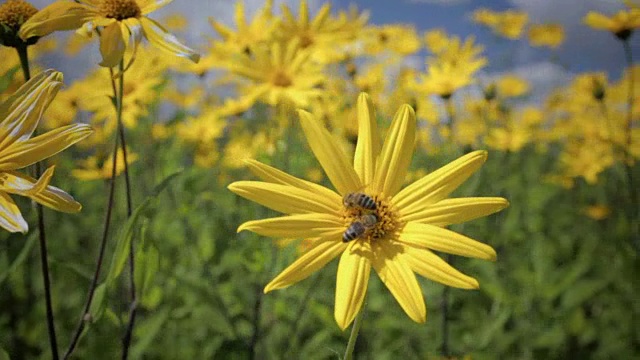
16 43 60 360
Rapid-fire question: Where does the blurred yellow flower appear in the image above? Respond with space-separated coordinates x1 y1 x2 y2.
365 24 421 56
0 69 93 233
494 74 530 98
228 39 325 109
473 9 528 39
209 0 274 58
229 93 507 330
277 0 359 63
528 24 565 48
19 0 199 67
584 8 640 39
72 148 137 181
583 204 611 220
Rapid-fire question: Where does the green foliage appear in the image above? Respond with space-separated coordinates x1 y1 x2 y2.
0 91 638 359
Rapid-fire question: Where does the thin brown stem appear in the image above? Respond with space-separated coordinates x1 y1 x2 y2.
111 61 137 360
621 39 639 252
16 44 59 360
63 121 120 359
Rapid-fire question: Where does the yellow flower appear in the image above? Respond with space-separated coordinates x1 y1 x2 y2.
473 8 528 40
528 24 565 48
424 29 449 54
209 0 275 58
228 93 508 330
364 24 421 56
18 0 199 67
72 148 137 180
582 205 611 220
0 69 93 233
584 9 640 40
414 61 481 98
494 74 530 98
0 0 38 48
276 0 358 63
229 39 325 109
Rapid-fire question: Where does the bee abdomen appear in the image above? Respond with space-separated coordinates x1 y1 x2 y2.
343 222 366 242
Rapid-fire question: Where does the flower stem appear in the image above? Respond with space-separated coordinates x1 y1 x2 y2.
111 61 137 360
621 38 639 252
344 302 366 360
16 44 59 360
63 82 122 360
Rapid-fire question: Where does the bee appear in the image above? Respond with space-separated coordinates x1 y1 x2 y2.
342 214 378 242
343 192 377 210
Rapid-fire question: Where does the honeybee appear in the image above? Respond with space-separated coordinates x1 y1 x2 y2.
342 214 378 242
343 192 377 210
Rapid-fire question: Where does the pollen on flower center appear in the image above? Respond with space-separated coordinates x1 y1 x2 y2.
99 0 141 20
272 70 293 87
0 0 37 31
342 195 401 242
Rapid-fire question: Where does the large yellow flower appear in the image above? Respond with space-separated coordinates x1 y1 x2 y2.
18 0 199 67
228 93 508 330
0 69 93 233
584 8 640 39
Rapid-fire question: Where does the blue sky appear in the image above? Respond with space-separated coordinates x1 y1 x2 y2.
26 0 639 95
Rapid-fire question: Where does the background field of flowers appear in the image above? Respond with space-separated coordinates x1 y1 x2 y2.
0 0 638 359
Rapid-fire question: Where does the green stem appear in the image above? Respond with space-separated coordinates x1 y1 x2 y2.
63 112 121 360
16 44 59 360
344 303 366 360
621 39 639 252
109 61 137 360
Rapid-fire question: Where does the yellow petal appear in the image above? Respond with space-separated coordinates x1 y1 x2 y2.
0 124 93 171
238 213 343 239
0 192 27 233
583 12 614 31
311 3 332 29
401 197 509 226
404 246 479 289
334 241 371 330
298 110 362 195
353 93 380 188
371 241 426 323
0 170 82 213
265 238 347 292
398 222 497 261
228 181 340 215
19 2 98 40
0 70 62 151
393 150 487 215
139 0 174 15
373 104 416 197
140 16 200 63
99 22 126 68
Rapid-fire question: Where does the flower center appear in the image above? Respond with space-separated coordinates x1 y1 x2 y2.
342 194 401 242
272 70 293 87
99 0 141 20
0 0 37 31
299 33 314 48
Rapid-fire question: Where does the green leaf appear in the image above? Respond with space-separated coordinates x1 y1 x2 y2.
89 283 108 321
104 172 182 288
0 347 10 360
0 232 36 286
130 308 170 359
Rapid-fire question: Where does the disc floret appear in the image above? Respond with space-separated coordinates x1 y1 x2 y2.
342 194 401 242
0 0 38 47
99 0 141 20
